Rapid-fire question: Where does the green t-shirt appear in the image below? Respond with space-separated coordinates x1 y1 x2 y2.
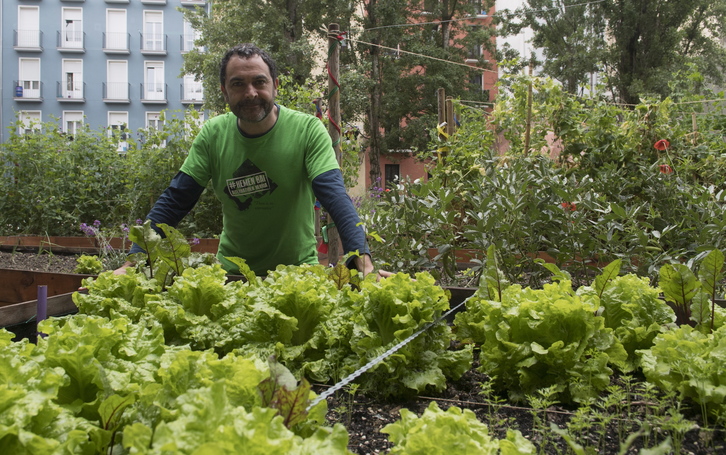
180 106 339 275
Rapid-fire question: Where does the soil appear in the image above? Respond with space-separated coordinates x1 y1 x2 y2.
2 251 726 454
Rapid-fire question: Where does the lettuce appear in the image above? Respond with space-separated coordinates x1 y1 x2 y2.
638 325 726 419
123 383 352 455
228 264 357 383
382 401 535 454
463 280 627 404
579 273 676 371
344 272 473 398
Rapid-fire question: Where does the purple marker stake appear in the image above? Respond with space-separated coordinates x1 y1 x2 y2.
37 285 48 338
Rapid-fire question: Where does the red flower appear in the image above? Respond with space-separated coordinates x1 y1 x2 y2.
659 164 674 175
561 202 576 211
654 139 670 151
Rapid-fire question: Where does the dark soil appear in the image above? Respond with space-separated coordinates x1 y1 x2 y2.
0 251 81 273
2 252 726 454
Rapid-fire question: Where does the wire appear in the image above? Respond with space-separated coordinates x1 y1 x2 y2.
347 36 498 73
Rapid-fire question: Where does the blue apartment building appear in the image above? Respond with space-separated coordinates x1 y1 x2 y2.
1 0 208 144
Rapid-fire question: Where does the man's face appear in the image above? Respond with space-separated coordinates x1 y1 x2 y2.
221 55 278 125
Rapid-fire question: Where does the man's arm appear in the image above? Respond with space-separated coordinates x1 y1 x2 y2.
312 169 373 273
126 171 206 255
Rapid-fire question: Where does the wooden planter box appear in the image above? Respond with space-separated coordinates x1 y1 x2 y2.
0 235 219 254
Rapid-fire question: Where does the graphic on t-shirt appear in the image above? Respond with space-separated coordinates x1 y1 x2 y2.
224 159 278 211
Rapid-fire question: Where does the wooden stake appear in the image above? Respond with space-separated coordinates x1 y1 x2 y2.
326 23 342 265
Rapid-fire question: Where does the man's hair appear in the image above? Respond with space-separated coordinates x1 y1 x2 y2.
219 44 278 86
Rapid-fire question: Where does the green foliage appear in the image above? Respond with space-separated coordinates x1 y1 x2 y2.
74 254 104 275
0 109 222 238
0 314 346 454
455 278 627 404
344 272 474 398
381 401 535 454
638 325 726 423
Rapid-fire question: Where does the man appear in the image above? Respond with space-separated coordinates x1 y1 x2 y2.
119 43 383 277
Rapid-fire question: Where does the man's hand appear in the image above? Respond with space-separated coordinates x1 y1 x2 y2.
113 261 135 275
353 254 393 280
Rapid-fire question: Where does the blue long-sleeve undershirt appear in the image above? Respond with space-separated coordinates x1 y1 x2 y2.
129 168 370 268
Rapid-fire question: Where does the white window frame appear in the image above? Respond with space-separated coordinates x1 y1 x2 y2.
62 111 84 135
143 11 164 51
182 19 202 53
144 61 165 100
105 9 128 51
108 111 129 153
19 111 42 135
62 59 83 99
146 111 163 130
106 60 129 100
61 8 84 49
182 74 203 101
18 58 41 98
17 6 40 48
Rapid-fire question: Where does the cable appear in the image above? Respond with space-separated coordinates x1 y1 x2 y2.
347 36 497 73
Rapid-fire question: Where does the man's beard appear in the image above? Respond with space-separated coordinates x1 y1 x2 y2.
234 99 274 123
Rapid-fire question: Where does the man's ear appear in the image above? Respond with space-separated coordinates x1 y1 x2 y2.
273 78 279 97
220 84 229 103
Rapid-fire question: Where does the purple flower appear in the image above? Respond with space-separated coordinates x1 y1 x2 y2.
190 238 200 246
136 219 143 225
93 220 102 227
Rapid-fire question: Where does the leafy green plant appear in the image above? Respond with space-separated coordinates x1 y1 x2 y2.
74 254 104 275
659 249 726 330
381 401 535 454
343 272 474 398
638 324 726 426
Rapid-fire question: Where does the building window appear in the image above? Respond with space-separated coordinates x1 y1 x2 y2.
384 164 400 190
18 111 42 135
467 26 482 60
142 11 165 52
108 111 129 153
105 9 128 52
182 19 202 53
18 58 41 98
61 59 84 99
17 6 41 49
471 0 488 16
63 111 84 135
146 112 163 130
144 61 166 101
106 60 129 101
182 74 203 102
61 8 84 50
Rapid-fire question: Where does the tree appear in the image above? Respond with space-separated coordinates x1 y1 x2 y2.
505 0 726 104
599 0 726 104
356 0 496 183
180 0 356 114
503 0 605 94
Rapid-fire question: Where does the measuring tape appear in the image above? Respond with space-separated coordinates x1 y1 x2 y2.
306 293 475 411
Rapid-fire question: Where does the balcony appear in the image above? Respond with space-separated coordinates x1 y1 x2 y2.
13 80 43 102
140 33 167 55
57 31 85 53
181 81 204 104
103 32 130 54
180 0 206 5
57 81 86 102
141 83 167 104
103 82 130 103
14 30 43 52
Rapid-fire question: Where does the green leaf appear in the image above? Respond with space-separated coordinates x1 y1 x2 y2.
593 259 622 299
698 249 724 302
